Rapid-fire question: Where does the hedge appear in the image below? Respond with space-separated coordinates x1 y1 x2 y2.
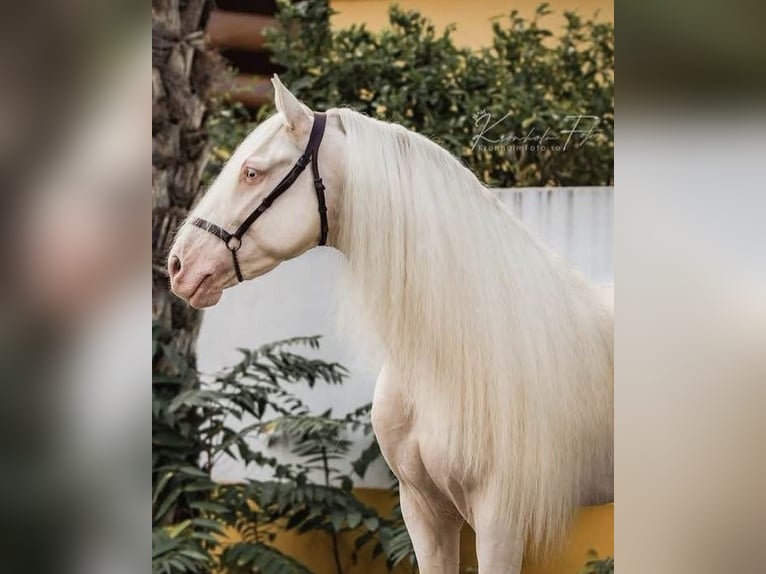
210 1 614 188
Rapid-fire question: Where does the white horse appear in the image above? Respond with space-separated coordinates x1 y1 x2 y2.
169 77 613 573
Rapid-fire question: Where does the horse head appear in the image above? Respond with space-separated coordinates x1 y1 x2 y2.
168 76 345 308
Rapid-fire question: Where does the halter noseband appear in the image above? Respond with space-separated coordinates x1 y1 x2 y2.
192 112 329 282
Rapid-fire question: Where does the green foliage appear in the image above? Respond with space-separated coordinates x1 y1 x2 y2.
228 0 612 187
204 97 253 184
152 327 402 574
580 551 614 574
221 542 315 574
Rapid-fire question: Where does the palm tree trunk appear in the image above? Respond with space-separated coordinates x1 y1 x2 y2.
152 0 217 528
152 0 216 363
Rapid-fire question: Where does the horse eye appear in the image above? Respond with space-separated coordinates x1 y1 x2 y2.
244 167 258 182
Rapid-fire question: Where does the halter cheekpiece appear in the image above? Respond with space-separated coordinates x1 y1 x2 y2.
192 112 329 282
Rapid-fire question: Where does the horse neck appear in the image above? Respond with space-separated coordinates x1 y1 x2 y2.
332 113 560 369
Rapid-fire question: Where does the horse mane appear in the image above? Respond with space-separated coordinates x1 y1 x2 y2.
333 108 613 555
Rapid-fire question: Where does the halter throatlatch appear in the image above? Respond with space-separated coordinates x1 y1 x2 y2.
192 112 329 282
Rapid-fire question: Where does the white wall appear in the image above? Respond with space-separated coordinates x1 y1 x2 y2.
197 186 613 487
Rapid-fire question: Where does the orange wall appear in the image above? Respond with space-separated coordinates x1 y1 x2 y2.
330 0 613 48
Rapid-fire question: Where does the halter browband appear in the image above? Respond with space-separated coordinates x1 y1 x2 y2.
192 112 329 283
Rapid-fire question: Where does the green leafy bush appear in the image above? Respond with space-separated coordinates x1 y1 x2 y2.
152 327 403 574
580 551 614 573
226 0 612 187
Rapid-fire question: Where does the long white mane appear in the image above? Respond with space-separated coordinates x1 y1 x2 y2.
334 108 613 554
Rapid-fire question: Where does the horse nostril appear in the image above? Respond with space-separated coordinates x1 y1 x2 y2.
169 255 182 279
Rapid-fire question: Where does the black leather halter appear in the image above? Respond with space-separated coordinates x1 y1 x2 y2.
192 112 329 282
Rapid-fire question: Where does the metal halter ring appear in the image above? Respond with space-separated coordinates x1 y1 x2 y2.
226 236 242 252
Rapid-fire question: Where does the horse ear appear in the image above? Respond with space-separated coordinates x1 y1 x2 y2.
271 74 311 133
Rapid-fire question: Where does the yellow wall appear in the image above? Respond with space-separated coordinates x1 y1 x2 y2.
330 0 613 49
227 488 613 573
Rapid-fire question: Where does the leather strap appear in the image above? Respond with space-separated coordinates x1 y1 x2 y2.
191 112 329 283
